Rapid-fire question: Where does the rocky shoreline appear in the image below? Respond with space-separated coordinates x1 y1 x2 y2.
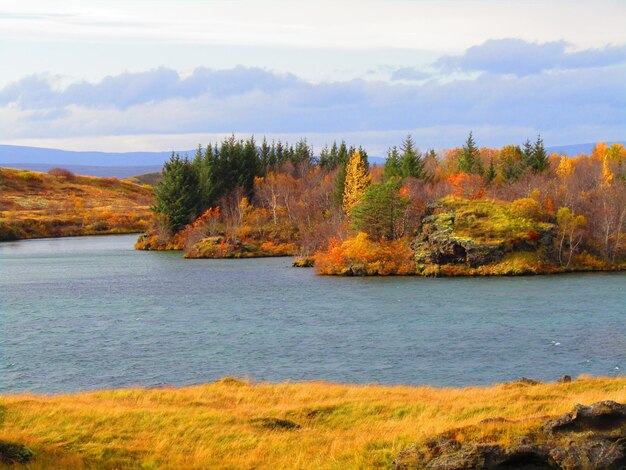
394 400 626 469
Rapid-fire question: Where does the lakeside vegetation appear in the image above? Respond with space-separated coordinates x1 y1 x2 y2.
0 376 624 468
136 135 626 275
0 167 154 241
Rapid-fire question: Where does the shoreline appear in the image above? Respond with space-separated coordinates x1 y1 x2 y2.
2 232 625 277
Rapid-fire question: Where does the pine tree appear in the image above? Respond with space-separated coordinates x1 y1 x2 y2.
239 136 261 199
192 144 215 213
399 134 424 178
486 159 496 184
521 138 533 170
260 138 271 171
384 146 401 180
342 150 370 214
458 131 483 175
531 135 549 173
350 177 407 240
154 153 200 233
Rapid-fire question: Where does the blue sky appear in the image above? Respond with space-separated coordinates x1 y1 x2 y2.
1 0 625 154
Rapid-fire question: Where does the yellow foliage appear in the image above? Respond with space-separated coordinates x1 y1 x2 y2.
510 198 542 220
601 156 614 189
342 151 370 214
556 156 574 180
315 232 415 275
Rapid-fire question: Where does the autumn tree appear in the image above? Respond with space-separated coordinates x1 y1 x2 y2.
342 150 370 214
556 207 587 267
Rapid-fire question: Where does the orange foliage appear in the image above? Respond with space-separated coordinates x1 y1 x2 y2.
314 232 415 275
446 172 485 199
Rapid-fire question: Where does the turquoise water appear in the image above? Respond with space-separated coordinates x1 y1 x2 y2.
1 234 624 393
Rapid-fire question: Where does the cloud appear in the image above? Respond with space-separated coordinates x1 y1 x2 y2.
0 67 302 109
389 68 431 81
437 39 626 75
1 61 624 149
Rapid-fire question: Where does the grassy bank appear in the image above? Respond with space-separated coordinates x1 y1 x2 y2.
1 377 624 469
0 167 154 241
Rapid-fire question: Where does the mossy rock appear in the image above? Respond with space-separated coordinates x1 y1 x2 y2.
0 440 34 465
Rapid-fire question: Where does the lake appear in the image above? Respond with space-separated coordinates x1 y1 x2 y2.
1 234 624 393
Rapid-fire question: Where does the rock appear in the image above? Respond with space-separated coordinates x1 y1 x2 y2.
517 377 543 385
394 401 626 469
549 438 626 470
0 440 34 465
412 213 505 268
543 401 626 435
557 375 572 383
250 417 301 430
394 441 553 469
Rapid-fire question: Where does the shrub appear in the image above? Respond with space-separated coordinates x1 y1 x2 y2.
314 232 415 275
510 198 542 220
48 167 75 180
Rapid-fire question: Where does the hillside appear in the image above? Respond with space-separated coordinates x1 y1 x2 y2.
0 377 624 468
0 167 154 241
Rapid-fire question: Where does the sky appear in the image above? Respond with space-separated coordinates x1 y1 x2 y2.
1 0 625 155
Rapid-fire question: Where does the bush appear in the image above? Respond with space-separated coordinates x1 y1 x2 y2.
510 198 542 220
314 232 415 275
48 167 75 180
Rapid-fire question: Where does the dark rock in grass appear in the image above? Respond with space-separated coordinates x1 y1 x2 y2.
394 401 626 469
543 401 626 435
516 377 542 386
251 417 301 430
557 375 572 384
0 440 34 465
549 438 626 470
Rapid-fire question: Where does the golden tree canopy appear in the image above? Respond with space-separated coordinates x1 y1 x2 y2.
343 151 370 214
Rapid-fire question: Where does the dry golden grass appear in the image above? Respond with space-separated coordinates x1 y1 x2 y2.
0 167 154 240
0 377 624 469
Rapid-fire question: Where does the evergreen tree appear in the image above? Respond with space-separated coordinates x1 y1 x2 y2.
399 134 424 179
275 140 285 166
154 153 200 233
350 177 407 240
384 146 401 180
458 131 483 175
486 159 496 184
192 144 215 213
521 138 533 169
260 138 271 171
238 136 261 199
293 138 313 167
268 141 277 168
331 141 352 207
531 135 549 173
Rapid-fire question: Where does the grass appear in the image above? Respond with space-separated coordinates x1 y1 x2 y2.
0 377 624 469
0 167 154 240
437 197 553 245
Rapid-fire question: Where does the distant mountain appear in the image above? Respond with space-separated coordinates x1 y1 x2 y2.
1 141 622 177
0 144 387 176
546 141 625 157
0 144 187 167
1 163 163 178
